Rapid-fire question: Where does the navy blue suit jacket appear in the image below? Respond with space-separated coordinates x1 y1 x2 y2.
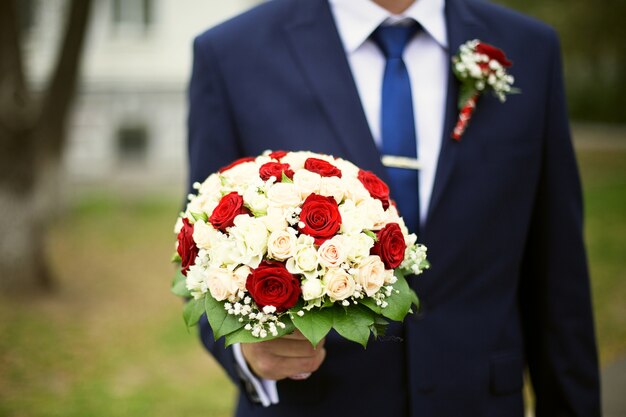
186 0 601 416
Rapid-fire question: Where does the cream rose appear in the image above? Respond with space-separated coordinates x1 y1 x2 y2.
207 267 239 301
356 255 387 297
323 268 356 301
267 228 298 261
318 236 348 269
233 265 251 291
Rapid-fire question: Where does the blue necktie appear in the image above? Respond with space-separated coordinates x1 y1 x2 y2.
371 22 421 234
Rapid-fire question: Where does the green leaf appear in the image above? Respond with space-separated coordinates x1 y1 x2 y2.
370 316 389 339
457 84 477 109
332 305 374 348
281 171 293 183
171 253 182 263
381 274 413 322
363 229 378 242
359 297 383 315
204 295 245 340
171 270 191 298
190 211 208 223
183 297 205 328
291 307 333 348
223 316 295 347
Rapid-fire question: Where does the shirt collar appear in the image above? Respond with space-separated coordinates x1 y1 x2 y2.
328 0 448 53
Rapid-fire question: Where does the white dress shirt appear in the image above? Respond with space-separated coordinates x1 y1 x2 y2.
235 0 448 406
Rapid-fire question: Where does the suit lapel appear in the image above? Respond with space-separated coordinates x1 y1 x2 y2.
282 0 390 182
424 0 487 227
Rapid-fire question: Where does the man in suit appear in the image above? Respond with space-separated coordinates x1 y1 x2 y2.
186 0 601 416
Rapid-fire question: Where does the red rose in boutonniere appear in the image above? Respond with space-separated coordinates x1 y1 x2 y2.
451 39 519 140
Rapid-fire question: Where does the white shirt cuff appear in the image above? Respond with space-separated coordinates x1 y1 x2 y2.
232 343 279 406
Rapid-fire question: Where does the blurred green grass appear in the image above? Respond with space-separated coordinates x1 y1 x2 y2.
0 129 624 416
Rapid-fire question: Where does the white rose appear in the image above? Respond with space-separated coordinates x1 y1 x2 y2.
220 161 260 186
323 268 356 301
356 255 387 297
266 182 302 208
343 177 371 204
207 267 240 301
301 278 324 301
346 233 375 263
174 217 184 234
293 169 321 198
333 158 359 178
192 220 219 250
339 199 369 235
262 207 288 232
186 263 209 299
206 232 239 269
185 194 215 219
358 198 387 230
280 152 309 170
243 186 269 215
267 227 298 261
319 176 345 203
197 174 223 201
229 215 269 268
286 240 319 279
318 236 348 269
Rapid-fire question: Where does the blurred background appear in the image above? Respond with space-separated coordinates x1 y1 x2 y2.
0 0 623 416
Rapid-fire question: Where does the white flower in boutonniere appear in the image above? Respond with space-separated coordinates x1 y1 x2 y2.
451 39 520 140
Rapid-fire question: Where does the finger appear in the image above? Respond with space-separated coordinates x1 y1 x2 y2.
281 329 307 340
243 345 327 380
254 338 321 358
264 348 326 379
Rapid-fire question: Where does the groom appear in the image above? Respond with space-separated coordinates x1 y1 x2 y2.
186 0 601 416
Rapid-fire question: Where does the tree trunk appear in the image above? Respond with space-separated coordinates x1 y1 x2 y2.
0 0 92 292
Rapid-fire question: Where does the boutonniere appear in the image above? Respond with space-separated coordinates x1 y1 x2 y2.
451 39 519 140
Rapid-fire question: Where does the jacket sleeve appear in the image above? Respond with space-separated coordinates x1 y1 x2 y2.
186 33 245 387
519 30 601 417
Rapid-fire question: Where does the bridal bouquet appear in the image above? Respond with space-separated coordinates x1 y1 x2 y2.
171 151 428 347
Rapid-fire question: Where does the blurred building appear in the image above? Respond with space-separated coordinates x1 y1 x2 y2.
21 0 259 194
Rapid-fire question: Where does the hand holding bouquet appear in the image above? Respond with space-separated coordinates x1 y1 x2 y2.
172 151 428 347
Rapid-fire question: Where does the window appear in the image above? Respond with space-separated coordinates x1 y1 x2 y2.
116 123 149 163
112 0 153 30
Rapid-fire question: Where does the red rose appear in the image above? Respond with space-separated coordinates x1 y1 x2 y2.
304 157 342 178
209 192 250 231
371 223 407 269
299 193 342 245
246 261 301 312
177 218 199 276
476 42 512 67
259 162 295 181
218 156 256 173
357 169 390 210
268 150 288 160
